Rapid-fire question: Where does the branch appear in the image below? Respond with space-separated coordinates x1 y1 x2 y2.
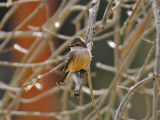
0 56 66 67
0 0 80 116
0 0 41 7
0 55 66 68
98 0 114 29
151 0 160 119
0 2 46 51
86 0 100 50
114 75 155 120
23 61 65 91
120 0 142 34
85 0 103 120
87 67 103 120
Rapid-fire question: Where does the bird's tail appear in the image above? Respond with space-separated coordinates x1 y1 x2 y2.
56 72 70 85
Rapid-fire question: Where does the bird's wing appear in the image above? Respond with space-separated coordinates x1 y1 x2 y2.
63 51 75 72
56 51 75 85
56 71 70 85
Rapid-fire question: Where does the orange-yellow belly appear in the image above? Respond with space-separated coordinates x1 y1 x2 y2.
66 49 91 72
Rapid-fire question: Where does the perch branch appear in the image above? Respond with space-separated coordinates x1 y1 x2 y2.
85 0 102 119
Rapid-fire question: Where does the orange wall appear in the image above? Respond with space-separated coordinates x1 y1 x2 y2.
11 1 58 120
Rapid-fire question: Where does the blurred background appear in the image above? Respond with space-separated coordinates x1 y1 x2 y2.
0 0 157 120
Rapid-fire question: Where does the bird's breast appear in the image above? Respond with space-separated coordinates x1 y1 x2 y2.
66 48 91 72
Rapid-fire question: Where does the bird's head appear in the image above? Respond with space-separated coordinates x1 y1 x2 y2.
69 36 87 50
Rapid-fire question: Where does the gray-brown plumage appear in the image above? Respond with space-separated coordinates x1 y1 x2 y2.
56 36 92 85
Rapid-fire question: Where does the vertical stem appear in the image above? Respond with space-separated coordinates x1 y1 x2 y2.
87 67 103 120
152 0 160 119
85 0 102 119
113 7 121 70
105 5 121 120
86 0 100 50
0 5 19 30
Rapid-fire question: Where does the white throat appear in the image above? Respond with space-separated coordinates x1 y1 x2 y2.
71 46 83 51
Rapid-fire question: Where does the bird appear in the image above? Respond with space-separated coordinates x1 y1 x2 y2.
56 36 92 85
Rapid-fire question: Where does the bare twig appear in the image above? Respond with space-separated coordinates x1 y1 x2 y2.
0 55 66 68
0 5 19 30
136 43 156 82
99 0 114 29
0 2 46 51
87 67 103 120
114 75 155 120
23 61 65 89
0 81 20 92
85 0 103 119
0 0 42 7
21 86 61 103
151 0 160 119
121 0 142 34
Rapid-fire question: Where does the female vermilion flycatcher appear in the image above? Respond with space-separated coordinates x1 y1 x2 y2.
56 36 92 85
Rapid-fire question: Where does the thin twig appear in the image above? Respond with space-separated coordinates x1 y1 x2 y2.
0 2 46 51
0 81 20 92
136 43 156 82
0 31 46 40
20 86 61 103
121 8 153 60
0 5 19 30
0 55 66 68
99 0 114 29
114 75 155 120
87 67 103 120
121 0 142 34
0 0 42 7
96 62 136 82
23 61 65 89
